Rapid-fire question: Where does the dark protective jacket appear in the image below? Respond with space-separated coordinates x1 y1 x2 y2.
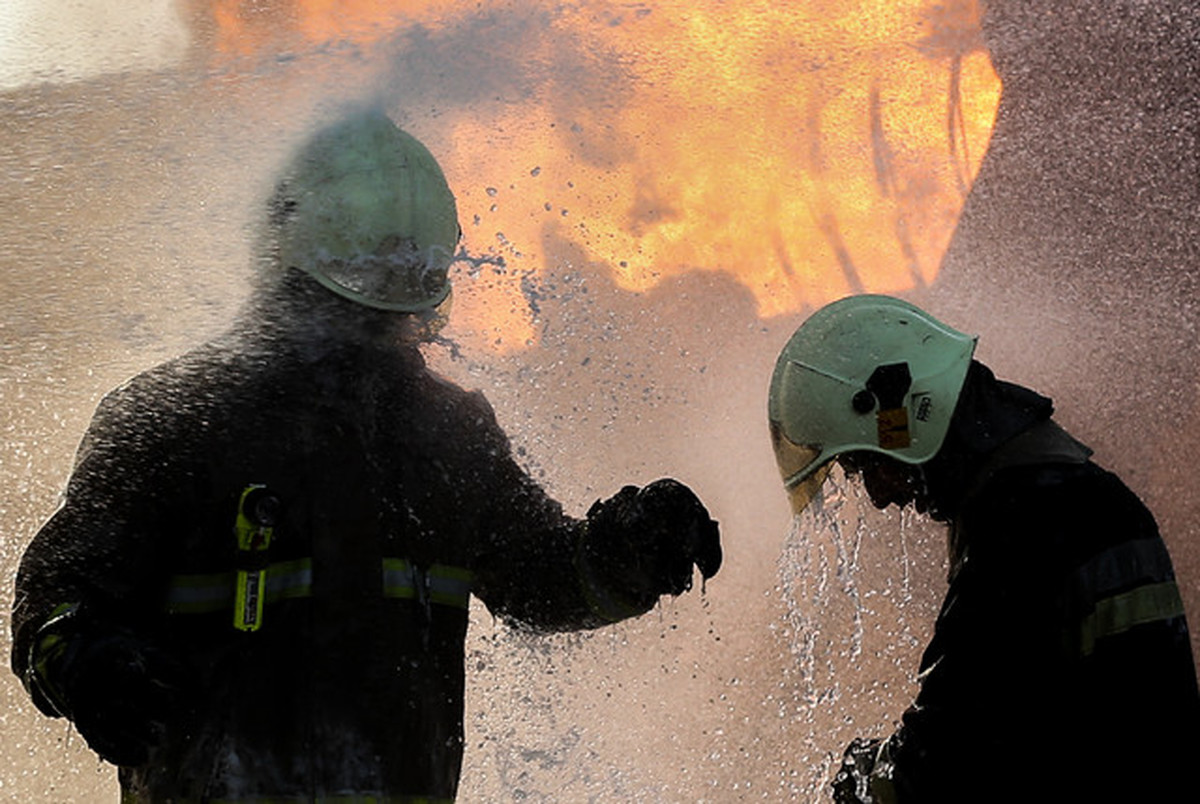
837 417 1200 803
11 315 664 802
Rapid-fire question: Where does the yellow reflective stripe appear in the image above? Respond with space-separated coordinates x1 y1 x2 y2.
168 558 472 613
265 559 316 602
166 558 313 614
381 559 473 609
381 557 417 600
166 575 234 613
1078 580 1186 657
1063 538 1185 657
428 565 472 608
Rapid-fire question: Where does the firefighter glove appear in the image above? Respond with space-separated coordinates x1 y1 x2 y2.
50 629 192 767
583 478 722 614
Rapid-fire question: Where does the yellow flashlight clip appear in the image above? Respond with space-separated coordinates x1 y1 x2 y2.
233 484 279 632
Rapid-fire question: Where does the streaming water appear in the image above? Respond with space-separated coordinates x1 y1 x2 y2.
777 470 945 799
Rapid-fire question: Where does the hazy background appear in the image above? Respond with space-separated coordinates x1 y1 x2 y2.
1 1 1195 800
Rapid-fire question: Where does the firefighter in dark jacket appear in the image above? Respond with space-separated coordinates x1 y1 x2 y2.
11 109 722 803
769 294 1199 803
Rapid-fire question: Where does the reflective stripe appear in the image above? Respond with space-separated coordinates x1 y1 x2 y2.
1078 581 1186 657
167 558 472 613
381 558 473 609
1065 538 1186 657
167 559 314 614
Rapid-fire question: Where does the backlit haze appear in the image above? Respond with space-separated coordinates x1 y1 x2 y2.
6 1 1196 801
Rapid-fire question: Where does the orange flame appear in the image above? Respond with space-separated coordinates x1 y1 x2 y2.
209 0 999 349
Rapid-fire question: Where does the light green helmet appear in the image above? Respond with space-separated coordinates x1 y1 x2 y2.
273 109 460 312
768 294 977 514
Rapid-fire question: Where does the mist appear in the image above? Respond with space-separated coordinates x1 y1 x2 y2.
2 1 1196 800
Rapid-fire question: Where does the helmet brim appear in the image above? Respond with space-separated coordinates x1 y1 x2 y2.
771 418 834 515
784 463 832 516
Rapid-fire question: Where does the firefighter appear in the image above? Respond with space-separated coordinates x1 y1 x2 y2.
769 294 1199 803
11 109 721 803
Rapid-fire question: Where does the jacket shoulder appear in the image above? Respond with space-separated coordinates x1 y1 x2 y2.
962 461 1160 572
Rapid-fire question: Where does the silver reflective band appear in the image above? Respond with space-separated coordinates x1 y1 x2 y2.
382 558 473 609
167 558 473 613
167 558 313 613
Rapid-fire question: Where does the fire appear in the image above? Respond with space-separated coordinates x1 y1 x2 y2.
207 0 1000 348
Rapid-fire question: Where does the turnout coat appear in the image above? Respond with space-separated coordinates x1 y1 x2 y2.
871 422 1200 803
13 321 627 802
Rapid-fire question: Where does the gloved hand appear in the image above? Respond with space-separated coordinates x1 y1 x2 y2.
634 478 723 590
50 630 192 767
583 478 722 614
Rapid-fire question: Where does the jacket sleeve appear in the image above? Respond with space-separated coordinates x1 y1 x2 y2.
869 464 1200 803
454 390 659 633
10 384 178 715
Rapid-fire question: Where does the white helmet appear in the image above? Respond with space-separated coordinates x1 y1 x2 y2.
273 109 460 312
768 295 977 513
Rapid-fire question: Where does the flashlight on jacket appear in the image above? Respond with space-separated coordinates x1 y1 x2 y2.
233 485 280 632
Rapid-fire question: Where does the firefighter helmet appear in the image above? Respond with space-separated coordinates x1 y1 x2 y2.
768 294 977 514
272 109 460 312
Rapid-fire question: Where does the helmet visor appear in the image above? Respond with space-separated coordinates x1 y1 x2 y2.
311 239 453 312
785 464 831 516
770 419 831 514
